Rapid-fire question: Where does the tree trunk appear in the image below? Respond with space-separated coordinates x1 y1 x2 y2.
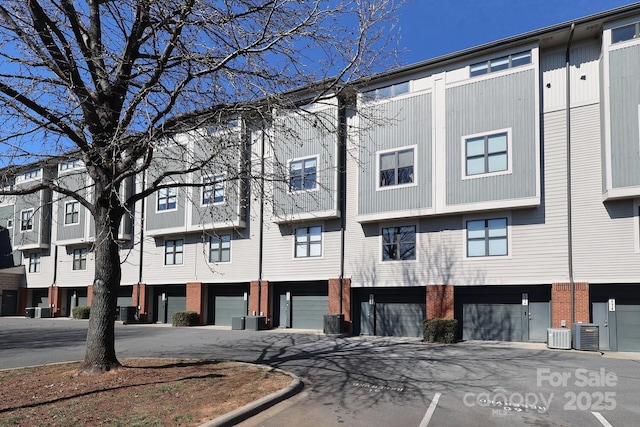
78 203 123 374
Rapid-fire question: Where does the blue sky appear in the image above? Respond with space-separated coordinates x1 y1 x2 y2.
396 0 639 65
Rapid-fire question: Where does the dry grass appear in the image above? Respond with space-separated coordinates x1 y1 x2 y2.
0 358 292 427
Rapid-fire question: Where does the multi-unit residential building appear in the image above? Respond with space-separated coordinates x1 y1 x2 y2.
1 4 640 352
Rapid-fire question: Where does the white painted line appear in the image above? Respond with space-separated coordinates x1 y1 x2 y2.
592 412 613 427
418 392 441 427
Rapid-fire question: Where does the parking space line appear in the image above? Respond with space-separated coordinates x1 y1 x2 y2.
592 412 613 427
418 392 441 427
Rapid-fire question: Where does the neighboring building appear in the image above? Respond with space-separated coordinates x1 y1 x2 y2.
2 4 640 352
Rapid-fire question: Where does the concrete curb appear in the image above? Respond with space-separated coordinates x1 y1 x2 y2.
199 366 304 427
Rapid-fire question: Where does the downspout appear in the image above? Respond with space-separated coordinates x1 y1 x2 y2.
565 23 576 326
136 170 146 315
257 128 266 316
338 98 347 315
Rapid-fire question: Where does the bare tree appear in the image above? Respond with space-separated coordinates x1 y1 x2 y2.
0 0 400 374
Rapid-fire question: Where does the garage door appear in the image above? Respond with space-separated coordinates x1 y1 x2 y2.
376 302 425 337
291 295 328 330
616 305 640 352
463 303 522 341
214 295 247 326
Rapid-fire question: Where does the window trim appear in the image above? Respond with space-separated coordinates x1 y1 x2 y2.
72 248 88 271
465 216 510 258
611 21 640 45
288 155 319 193
6 218 13 229
376 145 418 191
64 201 80 225
461 128 512 180
28 252 41 273
293 225 323 259
469 50 532 77
164 238 184 266
20 209 34 232
201 174 225 206
380 224 417 262
208 234 231 263
156 187 178 213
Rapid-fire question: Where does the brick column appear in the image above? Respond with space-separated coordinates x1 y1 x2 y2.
186 282 204 325
19 288 27 314
132 283 147 320
49 286 62 317
249 280 272 327
86 285 93 307
551 282 590 328
426 285 454 319
329 278 352 332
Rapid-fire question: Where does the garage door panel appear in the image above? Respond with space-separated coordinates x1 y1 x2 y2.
463 304 522 341
376 302 425 337
214 295 247 326
616 305 640 352
292 295 328 330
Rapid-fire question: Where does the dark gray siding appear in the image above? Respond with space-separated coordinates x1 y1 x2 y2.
56 174 88 241
358 93 432 215
13 191 48 247
446 69 537 205
609 44 640 189
145 189 187 231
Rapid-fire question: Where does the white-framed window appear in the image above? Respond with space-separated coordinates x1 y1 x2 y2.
463 129 511 178
28 252 41 273
363 81 409 101
20 209 34 232
295 226 322 258
59 158 82 171
157 188 177 211
165 239 184 265
382 225 416 261
612 22 640 44
23 169 41 180
64 201 80 225
378 147 415 188
289 156 317 191
202 175 225 205
72 248 87 270
6 218 13 228
209 234 231 263
466 218 508 257
470 50 531 77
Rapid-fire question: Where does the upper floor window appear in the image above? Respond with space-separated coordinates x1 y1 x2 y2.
6 218 13 228
382 225 416 261
289 156 317 191
28 252 41 273
465 131 509 177
72 248 87 270
202 175 224 205
295 226 322 258
467 218 508 257
20 209 34 232
23 169 41 180
165 239 183 265
612 22 640 44
209 234 231 263
379 147 415 188
470 51 531 77
363 81 409 101
157 188 177 211
64 201 80 225
59 158 82 171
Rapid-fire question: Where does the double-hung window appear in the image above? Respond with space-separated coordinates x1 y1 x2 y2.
202 175 224 205
382 225 416 261
465 131 508 176
165 239 183 265
20 209 34 232
467 218 508 257
28 252 41 273
295 226 322 258
209 234 231 263
73 248 87 270
379 148 414 187
65 201 80 225
289 157 317 191
157 188 177 211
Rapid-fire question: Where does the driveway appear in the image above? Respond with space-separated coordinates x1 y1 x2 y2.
1 318 639 426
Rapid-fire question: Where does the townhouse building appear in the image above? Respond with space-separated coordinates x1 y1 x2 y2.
1 4 640 351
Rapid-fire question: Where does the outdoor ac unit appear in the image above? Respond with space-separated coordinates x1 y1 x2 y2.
547 328 572 350
573 323 599 351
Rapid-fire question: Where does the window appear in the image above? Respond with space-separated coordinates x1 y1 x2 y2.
157 188 177 211
364 81 409 101
612 22 639 44
295 226 322 258
289 157 317 191
28 252 41 273
64 201 80 225
23 169 41 180
467 218 508 257
202 175 224 205
59 158 82 171
20 209 34 231
465 132 508 176
73 248 87 270
6 219 13 228
165 239 183 265
470 51 531 77
209 234 231 262
379 148 414 187
382 225 416 261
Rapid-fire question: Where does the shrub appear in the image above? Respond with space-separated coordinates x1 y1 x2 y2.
72 306 90 319
172 311 200 327
423 318 457 344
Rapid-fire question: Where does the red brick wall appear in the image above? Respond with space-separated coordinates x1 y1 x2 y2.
186 282 204 324
19 288 27 314
50 286 62 316
551 282 590 328
329 278 352 332
86 285 93 307
426 285 454 319
249 280 271 326
132 283 147 313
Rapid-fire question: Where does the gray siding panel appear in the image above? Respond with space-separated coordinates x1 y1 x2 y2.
446 69 537 205
358 93 432 215
145 189 187 231
609 44 640 189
